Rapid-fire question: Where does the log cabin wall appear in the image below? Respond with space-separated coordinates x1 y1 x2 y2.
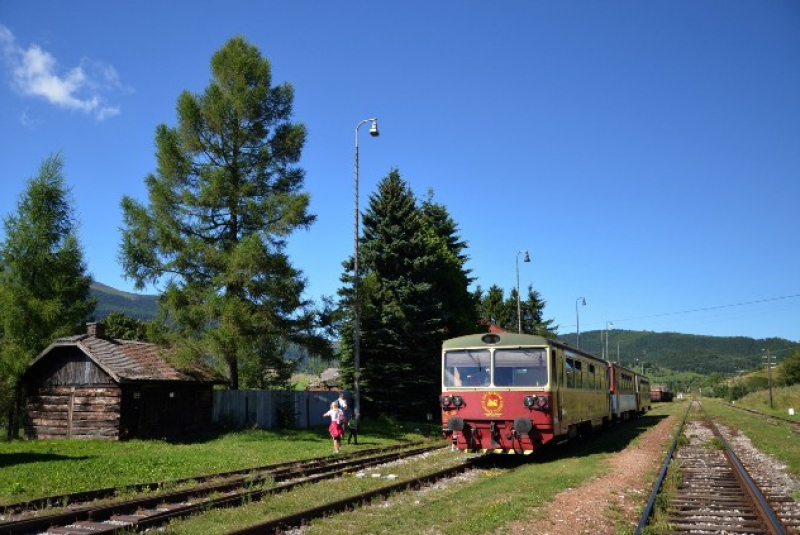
24 346 122 439
23 332 223 441
25 386 121 439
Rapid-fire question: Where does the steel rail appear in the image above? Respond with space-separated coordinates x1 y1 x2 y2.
635 401 788 535
226 459 478 535
0 444 442 535
704 410 787 535
0 442 424 517
633 403 691 535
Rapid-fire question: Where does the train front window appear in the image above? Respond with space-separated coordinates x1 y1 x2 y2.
494 348 548 387
444 349 491 387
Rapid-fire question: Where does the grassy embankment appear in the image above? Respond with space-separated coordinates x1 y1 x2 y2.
706 384 800 479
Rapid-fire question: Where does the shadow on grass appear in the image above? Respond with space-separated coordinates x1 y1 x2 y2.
0 452 93 469
476 413 669 470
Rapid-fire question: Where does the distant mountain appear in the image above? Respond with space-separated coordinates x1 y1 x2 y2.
557 329 798 376
91 282 159 321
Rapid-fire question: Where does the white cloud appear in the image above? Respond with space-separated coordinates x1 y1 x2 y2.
0 24 128 120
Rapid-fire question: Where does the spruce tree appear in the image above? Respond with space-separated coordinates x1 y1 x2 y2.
520 285 559 336
419 192 480 338
339 170 445 417
480 285 514 331
119 37 318 389
476 284 557 336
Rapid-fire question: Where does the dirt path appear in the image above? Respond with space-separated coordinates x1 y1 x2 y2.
503 412 677 535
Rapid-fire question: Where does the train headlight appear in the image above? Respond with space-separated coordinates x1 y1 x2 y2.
535 396 549 409
523 395 536 408
441 395 453 408
452 396 464 407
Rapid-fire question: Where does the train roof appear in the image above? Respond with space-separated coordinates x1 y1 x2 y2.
442 332 549 349
442 332 605 363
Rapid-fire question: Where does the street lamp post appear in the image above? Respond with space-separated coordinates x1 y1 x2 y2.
516 250 530 333
604 321 613 361
353 117 379 422
575 297 586 349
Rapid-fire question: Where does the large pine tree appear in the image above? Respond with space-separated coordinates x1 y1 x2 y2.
120 37 318 389
339 170 451 417
419 192 481 338
0 154 95 434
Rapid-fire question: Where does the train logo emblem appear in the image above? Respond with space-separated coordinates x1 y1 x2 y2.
481 392 504 417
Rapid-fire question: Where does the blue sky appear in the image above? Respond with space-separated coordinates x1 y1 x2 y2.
1 2 798 343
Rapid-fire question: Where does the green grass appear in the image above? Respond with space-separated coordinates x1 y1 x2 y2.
732 383 800 419
0 405 690 534
0 418 432 504
703 401 800 477
179 407 682 535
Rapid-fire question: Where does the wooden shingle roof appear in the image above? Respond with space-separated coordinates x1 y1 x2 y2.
29 333 225 384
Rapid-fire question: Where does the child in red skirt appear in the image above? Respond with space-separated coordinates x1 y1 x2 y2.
323 401 345 453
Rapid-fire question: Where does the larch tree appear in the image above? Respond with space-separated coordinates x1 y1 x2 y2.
0 154 95 436
119 37 319 389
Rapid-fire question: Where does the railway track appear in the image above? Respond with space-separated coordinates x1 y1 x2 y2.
0 442 420 518
725 403 800 434
0 443 454 535
636 401 798 535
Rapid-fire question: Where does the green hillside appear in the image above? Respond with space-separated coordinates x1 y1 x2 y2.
558 329 798 375
91 282 159 321
89 281 798 379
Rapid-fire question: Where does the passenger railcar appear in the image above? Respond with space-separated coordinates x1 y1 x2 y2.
636 373 652 413
440 332 610 454
609 363 640 421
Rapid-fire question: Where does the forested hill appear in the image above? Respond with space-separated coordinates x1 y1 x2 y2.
90 281 798 376
91 282 159 321
557 330 798 375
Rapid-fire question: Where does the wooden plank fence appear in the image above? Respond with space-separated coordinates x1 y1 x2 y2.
212 390 341 430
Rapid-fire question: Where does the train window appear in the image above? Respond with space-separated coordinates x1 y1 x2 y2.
443 349 491 387
494 348 547 387
574 360 583 388
588 364 596 389
565 357 574 388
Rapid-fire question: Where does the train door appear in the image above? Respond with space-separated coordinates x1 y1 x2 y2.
551 346 564 435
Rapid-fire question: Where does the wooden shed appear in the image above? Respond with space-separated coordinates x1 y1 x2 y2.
22 323 226 440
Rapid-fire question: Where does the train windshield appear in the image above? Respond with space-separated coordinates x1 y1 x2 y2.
494 348 548 387
443 349 491 387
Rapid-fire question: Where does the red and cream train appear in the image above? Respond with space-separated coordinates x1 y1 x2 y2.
440 332 651 454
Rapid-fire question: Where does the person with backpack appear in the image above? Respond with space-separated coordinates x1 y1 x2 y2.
323 401 345 453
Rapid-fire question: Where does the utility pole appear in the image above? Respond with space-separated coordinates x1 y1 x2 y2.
763 349 774 409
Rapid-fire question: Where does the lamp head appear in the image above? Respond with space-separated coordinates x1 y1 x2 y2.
369 119 380 137
581 297 586 306
523 251 530 262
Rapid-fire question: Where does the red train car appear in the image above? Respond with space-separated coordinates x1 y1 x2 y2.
440 332 610 454
650 385 674 402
